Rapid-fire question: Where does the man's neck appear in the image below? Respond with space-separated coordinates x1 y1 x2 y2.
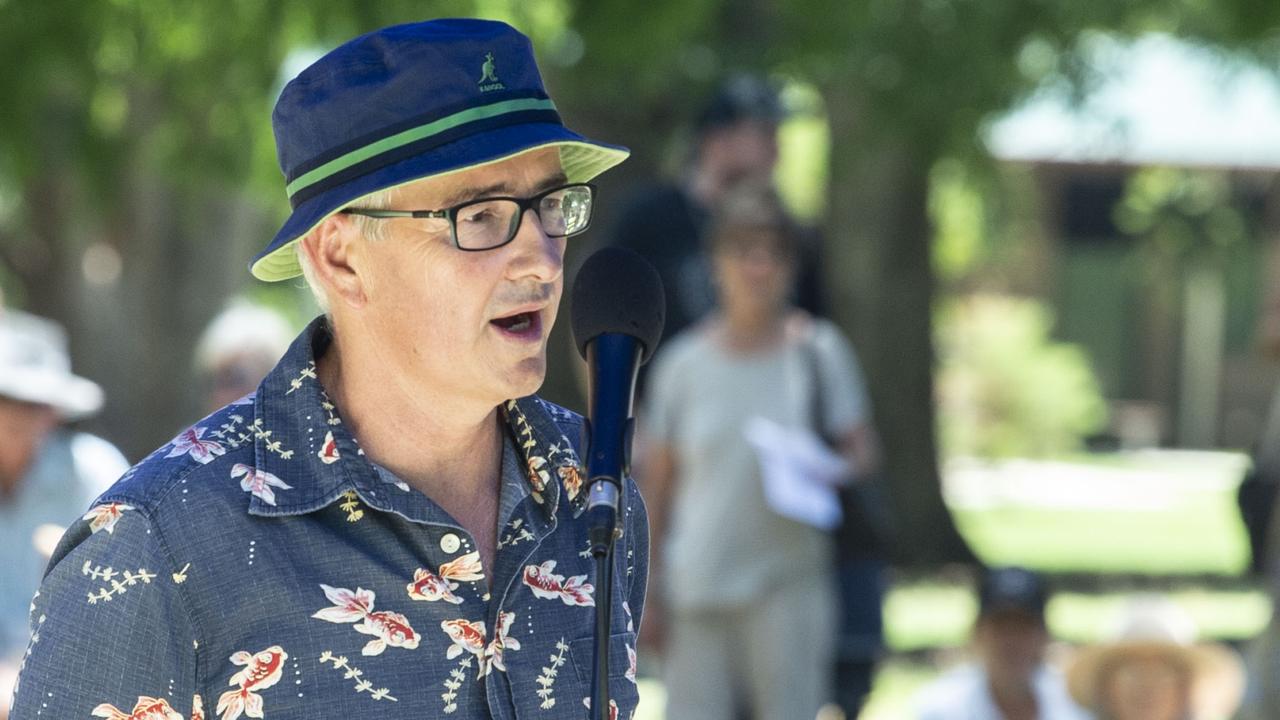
315 329 502 499
987 672 1039 720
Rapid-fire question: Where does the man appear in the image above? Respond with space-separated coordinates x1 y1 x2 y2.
915 567 1090 720
609 74 825 351
0 310 129 719
9 19 648 720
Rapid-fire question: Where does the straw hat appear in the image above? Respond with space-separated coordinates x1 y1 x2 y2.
0 310 104 420
1066 596 1244 719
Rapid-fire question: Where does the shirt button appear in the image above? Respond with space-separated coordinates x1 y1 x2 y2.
440 533 461 554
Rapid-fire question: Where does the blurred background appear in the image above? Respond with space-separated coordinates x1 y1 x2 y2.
4 0 1280 717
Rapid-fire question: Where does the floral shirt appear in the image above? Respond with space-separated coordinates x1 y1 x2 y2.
9 318 648 720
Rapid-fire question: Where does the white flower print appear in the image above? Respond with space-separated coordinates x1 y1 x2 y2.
230 464 292 506
166 426 225 465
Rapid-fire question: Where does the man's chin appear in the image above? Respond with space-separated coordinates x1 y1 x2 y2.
497 357 547 401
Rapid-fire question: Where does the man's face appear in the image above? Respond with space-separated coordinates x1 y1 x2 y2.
348 147 567 409
974 609 1049 685
0 396 58 495
1101 655 1189 720
704 119 778 188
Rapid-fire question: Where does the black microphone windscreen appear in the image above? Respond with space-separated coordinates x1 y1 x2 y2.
570 247 666 364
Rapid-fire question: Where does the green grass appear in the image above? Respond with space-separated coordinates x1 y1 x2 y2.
946 450 1252 574
954 503 1250 574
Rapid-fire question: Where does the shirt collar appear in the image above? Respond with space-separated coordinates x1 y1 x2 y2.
246 317 588 520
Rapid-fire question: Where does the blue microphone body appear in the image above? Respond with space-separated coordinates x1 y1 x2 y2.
582 333 643 548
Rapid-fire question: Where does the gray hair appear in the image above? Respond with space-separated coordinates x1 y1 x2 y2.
296 187 397 313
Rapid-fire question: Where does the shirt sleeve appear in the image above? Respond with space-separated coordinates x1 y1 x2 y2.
9 504 201 720
812 320 871 435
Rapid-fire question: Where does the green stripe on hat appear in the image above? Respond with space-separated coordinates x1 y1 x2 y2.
285 97 559 199
252 141 628 283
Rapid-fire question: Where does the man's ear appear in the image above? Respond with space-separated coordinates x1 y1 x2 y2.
300 214 367 308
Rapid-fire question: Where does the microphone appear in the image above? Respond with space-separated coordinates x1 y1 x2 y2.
570 246 665 547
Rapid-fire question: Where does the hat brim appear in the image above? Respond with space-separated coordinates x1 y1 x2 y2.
251 123 628 282
1066 640 1244 719
0 370 104 421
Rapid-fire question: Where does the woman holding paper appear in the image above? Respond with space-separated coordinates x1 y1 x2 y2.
638 183 880 720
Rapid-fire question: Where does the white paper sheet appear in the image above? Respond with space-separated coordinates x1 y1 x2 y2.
743 416 854 531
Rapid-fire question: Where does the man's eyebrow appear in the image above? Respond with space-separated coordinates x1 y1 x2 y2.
438 172 570 207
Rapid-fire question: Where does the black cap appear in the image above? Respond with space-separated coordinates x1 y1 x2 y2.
695 74 784 135
979 567 1048 619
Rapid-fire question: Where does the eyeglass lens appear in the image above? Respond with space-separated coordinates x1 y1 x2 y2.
454 185 593 249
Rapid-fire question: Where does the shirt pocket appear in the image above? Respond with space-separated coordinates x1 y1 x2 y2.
568 632 640 720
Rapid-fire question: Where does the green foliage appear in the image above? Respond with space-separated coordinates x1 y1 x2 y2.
1114 167 1250 275
930 159 989 281
936 294 1107 458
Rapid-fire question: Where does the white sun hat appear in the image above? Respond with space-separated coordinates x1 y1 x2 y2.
0 310 104 420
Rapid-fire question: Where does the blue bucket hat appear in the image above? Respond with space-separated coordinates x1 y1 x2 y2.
250 18 630 282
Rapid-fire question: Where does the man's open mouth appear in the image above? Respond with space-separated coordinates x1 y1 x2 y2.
491 311 539 334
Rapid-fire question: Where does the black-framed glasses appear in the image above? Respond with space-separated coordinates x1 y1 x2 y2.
340 183 596 251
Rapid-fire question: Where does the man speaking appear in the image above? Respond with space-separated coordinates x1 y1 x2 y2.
8 19 648 720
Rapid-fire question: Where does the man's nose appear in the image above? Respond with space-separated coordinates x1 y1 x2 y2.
507 208 563 282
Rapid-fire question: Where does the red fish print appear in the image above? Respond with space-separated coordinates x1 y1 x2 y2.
91 696 183 720
318 431 339 464
526 455 550 492
407 551 484 604
558 464 583 501
523 560 595 607
441 618 487 664
313 584 420 656
483 611 521 676
356 609 421 656
83 502 134 534
215 646 286 720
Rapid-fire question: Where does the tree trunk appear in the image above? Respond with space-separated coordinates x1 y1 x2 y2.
824 86 976 566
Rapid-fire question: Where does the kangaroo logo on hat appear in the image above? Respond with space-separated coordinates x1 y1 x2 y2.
478 52 505 92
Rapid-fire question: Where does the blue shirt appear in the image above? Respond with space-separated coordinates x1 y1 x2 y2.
9 318 648 720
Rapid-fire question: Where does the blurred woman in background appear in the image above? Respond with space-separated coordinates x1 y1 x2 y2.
639 184 878 719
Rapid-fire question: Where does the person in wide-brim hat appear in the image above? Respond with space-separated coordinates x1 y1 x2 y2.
0 310 103 420
1066 597 1244 720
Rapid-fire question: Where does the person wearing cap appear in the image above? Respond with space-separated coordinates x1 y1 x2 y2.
914 567 1090 720
1066 596 1243 720
0 310 128 720
9 19 647 720
608 74 827 353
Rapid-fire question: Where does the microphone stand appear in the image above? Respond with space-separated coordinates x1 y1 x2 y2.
586 489 618 720
582 334 642 720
